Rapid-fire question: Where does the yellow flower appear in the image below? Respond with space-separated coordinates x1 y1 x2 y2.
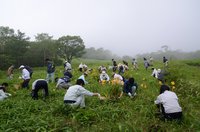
144 84 147 88
172 86 175 89
171 81 175 86
159 81 162 85
140 84 144 87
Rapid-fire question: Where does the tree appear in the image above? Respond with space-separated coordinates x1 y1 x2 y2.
34 33 53 42
57 35 85 62
0 26 30 68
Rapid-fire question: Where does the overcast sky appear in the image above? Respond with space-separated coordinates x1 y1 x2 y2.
0 0 200 56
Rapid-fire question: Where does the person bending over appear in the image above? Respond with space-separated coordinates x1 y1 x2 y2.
155 85 182 120
64 79 103 108
31 79 49 100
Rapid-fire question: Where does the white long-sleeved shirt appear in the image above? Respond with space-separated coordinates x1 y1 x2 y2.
113 73 123 81
155 91 182 113
21 68 30 80
65 62 72 70
151 69 158 78
0 90 11 101
64 85 93 101
100 73 110 81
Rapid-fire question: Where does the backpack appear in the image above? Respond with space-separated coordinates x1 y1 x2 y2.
25 66 33 75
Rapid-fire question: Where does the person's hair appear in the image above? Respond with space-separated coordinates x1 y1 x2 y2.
76 79 85 86
128 77 135 84
160 85 170 94
0 82 8 92
45 58 50 61
2 82 8 87
55 77 59 83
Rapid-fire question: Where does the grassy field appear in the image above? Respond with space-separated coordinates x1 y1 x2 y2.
0 59 200 131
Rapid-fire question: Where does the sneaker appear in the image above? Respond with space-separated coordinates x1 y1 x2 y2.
128 93 133 98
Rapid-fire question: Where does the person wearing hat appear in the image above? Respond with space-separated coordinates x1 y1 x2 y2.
78 72 88 84
99 71 110 82
155 85 182 120
19 65 31 88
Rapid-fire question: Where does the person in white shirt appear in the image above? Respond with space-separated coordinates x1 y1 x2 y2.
55 76 71 89
31 79 49 100
19 65 31 88
0 83 11 101
99 71 110 82
112 73 123 81
155 85 182 120
132 58 138 70
64 61 72 73
64 79 102 108
151 68 159 78
78 63 87 72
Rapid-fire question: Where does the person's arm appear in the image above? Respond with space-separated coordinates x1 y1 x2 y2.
56 79 62 88
5 92 11 96
154 95 161 105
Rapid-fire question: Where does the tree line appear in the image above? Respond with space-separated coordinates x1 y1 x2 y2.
1 26 200 70
0 26 119 70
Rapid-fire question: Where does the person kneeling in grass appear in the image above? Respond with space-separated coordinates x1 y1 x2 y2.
31 79 49 100
154 85 182 120
119 77 138 98
0 83 11 101
64 79 104 108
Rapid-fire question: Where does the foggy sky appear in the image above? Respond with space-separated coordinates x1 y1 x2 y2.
0 0 200 56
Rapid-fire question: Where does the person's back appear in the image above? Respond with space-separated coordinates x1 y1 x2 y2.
155 85 182 120
24 65 33 77
31 79 48 99
64 79 101 108
157 91 182 113
124 79 137 93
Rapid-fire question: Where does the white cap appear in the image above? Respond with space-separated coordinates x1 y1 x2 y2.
19 65 25 69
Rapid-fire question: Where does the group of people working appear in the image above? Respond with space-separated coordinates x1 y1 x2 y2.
1 57 182 121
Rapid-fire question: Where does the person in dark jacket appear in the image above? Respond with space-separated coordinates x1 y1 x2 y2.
119 77 138 98
45 58 55 83
31 79 49 100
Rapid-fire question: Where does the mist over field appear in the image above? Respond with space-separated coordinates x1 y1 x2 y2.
0 0 200 57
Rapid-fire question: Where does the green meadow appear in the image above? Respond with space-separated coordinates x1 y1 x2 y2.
0 59 200 131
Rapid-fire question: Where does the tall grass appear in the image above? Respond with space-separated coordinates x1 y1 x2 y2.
0 59 200 131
